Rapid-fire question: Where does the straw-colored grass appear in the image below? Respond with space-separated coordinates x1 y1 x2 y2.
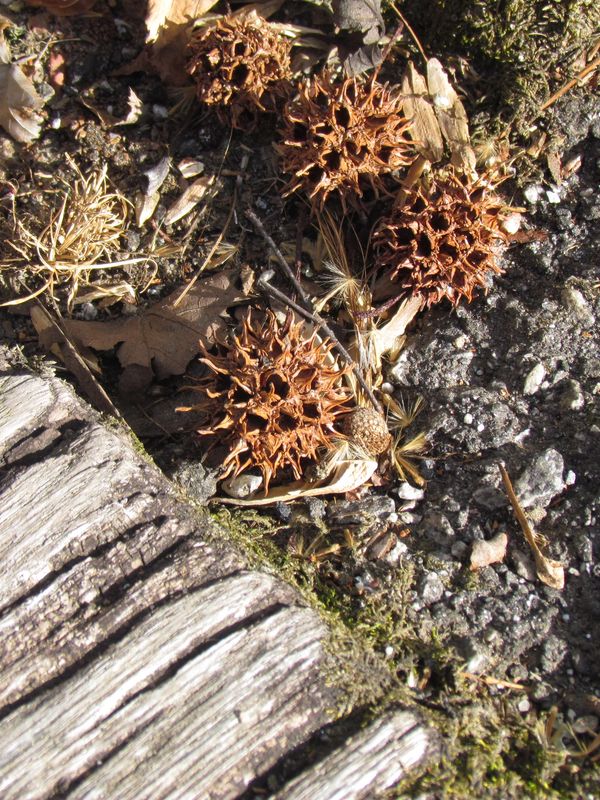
1 160 151 310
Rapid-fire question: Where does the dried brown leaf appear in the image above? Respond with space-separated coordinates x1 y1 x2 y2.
470 532 508 570
163 175 213 225
81 87 144 129
145 0 219 43
0 28 44 143
401 62 444 163
61 267 245 382
500 464 565 590
426 58 476 172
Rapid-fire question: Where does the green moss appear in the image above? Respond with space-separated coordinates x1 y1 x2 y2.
398 0 599 139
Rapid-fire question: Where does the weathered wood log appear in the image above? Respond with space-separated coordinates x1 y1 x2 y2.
0 360 436 798
272 710 437 800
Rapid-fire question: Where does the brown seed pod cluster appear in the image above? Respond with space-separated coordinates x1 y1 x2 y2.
373 173 508 307
187 11 292 129
278 72 416 209
185 309 354 492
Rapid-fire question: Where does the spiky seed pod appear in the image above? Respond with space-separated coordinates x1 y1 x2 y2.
185 309 354 492
187 11 292 129
279 72 416 209
373 173 508 308
342 407 392 456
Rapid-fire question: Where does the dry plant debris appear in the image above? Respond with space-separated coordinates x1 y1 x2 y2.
341 406 391 456
279 71 416 209
2 161 132 309
373 171 509 307
179 308 355 492
187 10 292 129
500 464 565 590
57 267 246 390
0 16 44 143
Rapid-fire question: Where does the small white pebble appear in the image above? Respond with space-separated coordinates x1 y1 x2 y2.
476 422 485 433
523 185 542 204
546 189 561 203
463 412 474 425
517 698 531 713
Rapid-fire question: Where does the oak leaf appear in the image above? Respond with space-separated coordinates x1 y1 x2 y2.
61 268 246 387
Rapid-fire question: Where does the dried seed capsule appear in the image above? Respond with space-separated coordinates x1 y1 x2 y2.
342 406 391 456
373 172 509 307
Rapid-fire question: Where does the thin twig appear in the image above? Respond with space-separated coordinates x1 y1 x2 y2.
540 54 600 112
389 1 428 64
257 270 383 414
246 208 313 312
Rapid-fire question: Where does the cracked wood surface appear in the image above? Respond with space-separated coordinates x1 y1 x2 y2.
0 362 435 799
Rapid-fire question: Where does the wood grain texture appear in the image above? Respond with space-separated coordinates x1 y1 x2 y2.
272 711 437 800
0 363 436 799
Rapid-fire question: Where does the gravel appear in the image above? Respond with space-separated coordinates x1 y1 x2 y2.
381 100 599 712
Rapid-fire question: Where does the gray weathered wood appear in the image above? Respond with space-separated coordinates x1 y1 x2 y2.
272 711 437 800
0 362 437 798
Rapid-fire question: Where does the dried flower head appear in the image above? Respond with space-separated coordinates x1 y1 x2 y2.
373 173 508 307
279 72 416 209
182 309 354 492
187 11 292 129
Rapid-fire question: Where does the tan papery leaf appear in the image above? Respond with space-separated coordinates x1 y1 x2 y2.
401 62 444 163
164 175 213 225
0 28 44 143
426 58 476 172
218 458 379 505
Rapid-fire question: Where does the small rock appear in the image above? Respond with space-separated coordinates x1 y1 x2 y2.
327 496 395 526
514 448 564 509
395 482 425 501
472 485 506 511
523 184 542 204
560 379 585 411
511 549 537 582
517 697 531 713
561 286 595 328
222 473 263 499
546 189 561 203
523 363 546 395
451 541 469 559
419 572 444 606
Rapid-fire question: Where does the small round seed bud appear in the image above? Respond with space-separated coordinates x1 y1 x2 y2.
343 407 391 456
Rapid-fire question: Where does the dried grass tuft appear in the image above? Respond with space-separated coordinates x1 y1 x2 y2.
1 160 148 310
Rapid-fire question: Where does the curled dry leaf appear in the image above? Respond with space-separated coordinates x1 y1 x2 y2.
81 87 144 129
163 175 213 225
59 267 246 391
426 58 476 173
470 532 508 571
217 458 379 506
135 155 171 225
401 62 444 163
145 0 220 43
500 463 565 590
0 21 44 143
